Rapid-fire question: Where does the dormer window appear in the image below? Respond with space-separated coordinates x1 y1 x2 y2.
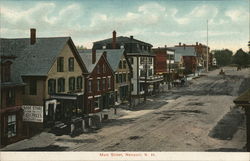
1 61 12 82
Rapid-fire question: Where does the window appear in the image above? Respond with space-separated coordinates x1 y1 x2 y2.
1 62 11 82
48 79 56 94
103 64 106 73
130 57 134 64
69 77 75 91
57 57 64 72
123 60 126 68
149 69 153 76
119 74 122 83
116 74 119 83
8 115 16 138
97 64 100 74
131 84 134 91
140 57 145 65
102 78 106 90
68 57 74 72
123 74 127 82
76 76 83 89
88 80 92 92
94 97 100 108
6 88 15 106
119 61 122 69
57 78 65 92
29 79 37 95
107 77 111 89
97 79 101 91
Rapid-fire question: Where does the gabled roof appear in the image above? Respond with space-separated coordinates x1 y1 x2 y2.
78 49 103 73
96 49 125 72
93 36 153 47
0 37 86 84
168 46 196 62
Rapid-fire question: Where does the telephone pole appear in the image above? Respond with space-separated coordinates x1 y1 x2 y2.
206 20 209 72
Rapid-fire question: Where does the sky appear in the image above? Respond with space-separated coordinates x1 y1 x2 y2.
0 0 249 52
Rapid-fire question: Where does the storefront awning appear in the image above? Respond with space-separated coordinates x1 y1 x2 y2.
50 93 83 100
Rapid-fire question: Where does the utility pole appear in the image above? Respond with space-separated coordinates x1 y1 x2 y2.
206 19 209 72
167 48 171 89
144 56 148 102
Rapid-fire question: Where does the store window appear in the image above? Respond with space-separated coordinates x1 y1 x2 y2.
8 114 16 138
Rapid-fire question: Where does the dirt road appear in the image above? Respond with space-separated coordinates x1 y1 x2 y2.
3 67 250 151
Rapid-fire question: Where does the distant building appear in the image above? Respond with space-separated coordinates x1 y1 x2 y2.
78 49 115 122
96 49 131 105
152 47 175 82
93 31 163 105
169 44 197 74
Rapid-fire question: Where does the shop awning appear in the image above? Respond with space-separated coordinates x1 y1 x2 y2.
50 93 83 100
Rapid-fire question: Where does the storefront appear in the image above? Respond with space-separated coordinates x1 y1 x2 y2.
44 93 84 127
0 106 24 147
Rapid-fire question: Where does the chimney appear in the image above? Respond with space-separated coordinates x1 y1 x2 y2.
179 42 181 46
130 36 133 39
112 30 116 49
165 45 167 48
30 28 36 45
196 42 198 46
92 50 96 64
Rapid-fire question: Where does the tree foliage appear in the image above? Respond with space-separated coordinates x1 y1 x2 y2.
76 45 87 50
232 49 250 67
213 49 233 66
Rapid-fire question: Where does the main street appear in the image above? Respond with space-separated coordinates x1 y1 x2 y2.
2 67 250 151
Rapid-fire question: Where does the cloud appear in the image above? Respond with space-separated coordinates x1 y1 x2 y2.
225 9 248 22
0 2 82 32
171 5 219 25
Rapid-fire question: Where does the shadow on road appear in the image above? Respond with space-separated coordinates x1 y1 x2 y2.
13 145 68 151
208 108 245 140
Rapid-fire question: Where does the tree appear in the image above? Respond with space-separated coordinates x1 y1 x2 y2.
76 45 87 50
232 49 250 67
213 49 233 66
